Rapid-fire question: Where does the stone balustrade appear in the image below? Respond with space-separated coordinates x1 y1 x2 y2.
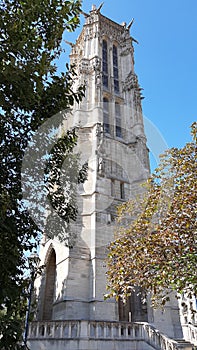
183 323 197 346
28 320 192 350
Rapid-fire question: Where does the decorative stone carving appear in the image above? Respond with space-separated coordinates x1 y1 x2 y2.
96 123 102 141
79 58 91 74
120 45 133 57
122 71 144 106
97 157 105 175
86 13 99 26
84 27 99 41
120 28 130 42
99 17 123 43
91 56 102 86
92 56 101 71
83 12 100 41
122 71 138 91
120 35 134 58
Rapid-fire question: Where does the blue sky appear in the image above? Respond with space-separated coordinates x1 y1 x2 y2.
62 0 197 168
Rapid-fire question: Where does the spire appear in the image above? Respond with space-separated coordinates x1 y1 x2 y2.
91 2 104 13
127 18 134 30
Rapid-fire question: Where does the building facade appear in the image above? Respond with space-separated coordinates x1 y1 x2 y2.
28 5 194 350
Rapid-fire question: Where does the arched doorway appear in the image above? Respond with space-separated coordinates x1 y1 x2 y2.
42 248 56 320
118 288 148 322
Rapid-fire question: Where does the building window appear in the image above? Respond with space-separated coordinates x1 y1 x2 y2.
120 182 125 199
111 179 115 197
102 40 108 88
115 102 122 137
42 249 56 320
113 45 119 93
103 97 110 134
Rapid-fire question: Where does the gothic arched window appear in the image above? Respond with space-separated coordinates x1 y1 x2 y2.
103 97 110 134
113 45 119 93
42 248 56 320
102 40 108 88
115 102 122 137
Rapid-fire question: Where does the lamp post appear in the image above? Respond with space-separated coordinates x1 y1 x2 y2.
23 253 40 349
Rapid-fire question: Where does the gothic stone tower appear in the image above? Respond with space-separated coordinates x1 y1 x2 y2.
35 5 183 340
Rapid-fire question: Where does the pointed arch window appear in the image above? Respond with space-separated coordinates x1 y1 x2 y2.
119 289 148 322
42 248 56 320
103 97 110 134
115 102 122 137
102 40 108 88
113 45 119 93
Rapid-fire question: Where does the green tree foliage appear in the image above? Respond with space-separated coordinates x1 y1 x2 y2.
106 122 197 307
0 0 85 348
